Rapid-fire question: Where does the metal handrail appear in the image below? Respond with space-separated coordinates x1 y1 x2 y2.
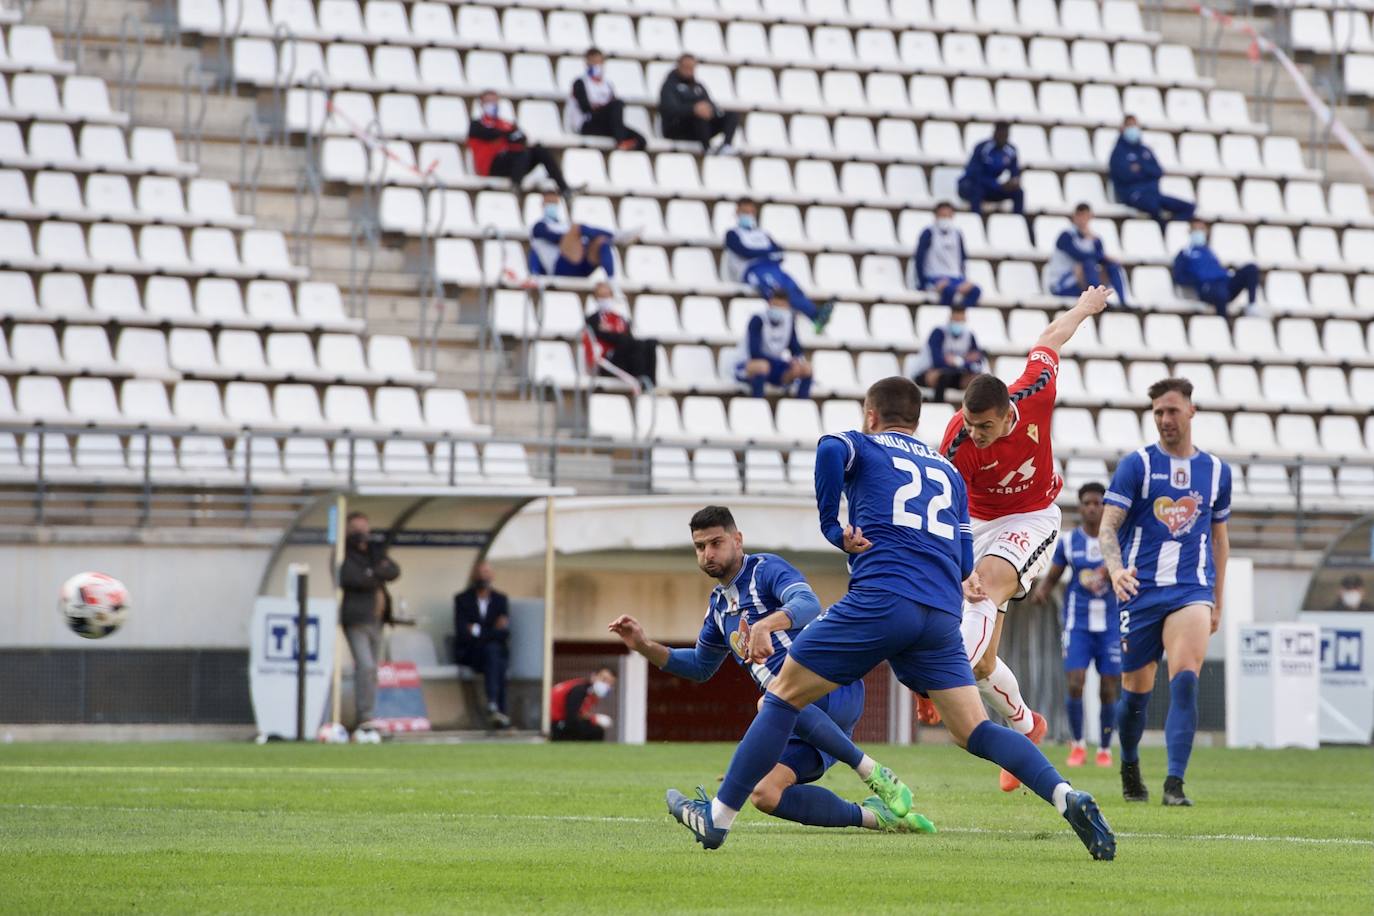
347 117 386 323
291 71 327 271
237 114 268 219
117 13 146 127
61 0 87 70
269 23 296 146
180 63 211 166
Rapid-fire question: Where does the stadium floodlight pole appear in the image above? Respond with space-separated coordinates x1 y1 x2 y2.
330 492 347 728
541 495 556 737
295 566 308 742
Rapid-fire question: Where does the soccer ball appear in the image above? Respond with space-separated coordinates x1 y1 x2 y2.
58 572 130 639
352 727 382 745
316 722 349 744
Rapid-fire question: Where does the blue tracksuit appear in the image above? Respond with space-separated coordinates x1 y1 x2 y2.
1172 244 1258 315
1109 138 1194 223
958 139 1024 214
723 227 820 320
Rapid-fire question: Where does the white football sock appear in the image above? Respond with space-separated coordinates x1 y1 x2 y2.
1052 782 1072 815
709 797 738 829
855 754 877 780
978 658 1035 735
860 805 878 829
960 598 1000 665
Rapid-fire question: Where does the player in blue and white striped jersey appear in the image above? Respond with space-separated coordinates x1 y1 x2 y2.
609 505 931 835
1099 377 1232 807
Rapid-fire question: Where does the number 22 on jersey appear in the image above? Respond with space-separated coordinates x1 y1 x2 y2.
891 458 956 539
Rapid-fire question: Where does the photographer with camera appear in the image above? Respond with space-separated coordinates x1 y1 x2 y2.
339 511 400 730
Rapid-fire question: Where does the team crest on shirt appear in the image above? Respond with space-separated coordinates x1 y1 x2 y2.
1078 566 1112 597
727 615 752 659
1026 424 1039 443
1153 492 1202 537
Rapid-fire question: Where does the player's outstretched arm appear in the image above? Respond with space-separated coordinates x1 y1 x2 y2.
1098 505 1138 602
609 615 728 683
1035 284 1112 353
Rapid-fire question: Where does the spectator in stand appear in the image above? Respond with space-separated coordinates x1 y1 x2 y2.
734 290 813 400
584 281 657 389
550 666 617 741
958 121 1024 216
453 561 511 729
1172 218 1259 316
1333 574 1374 612
468 91 571 198
659 54 739 154
1044 203 1130 306
338 512 400 732
908 306 987 403
1109 114 1195 228
724 200 834 333
913 201 982 309
567 48 646 151
528 191 636 280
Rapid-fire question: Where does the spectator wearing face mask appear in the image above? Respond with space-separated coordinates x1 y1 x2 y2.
913 201 981 309
733 290 813 400
567 48 646 151
909 306 987 403
453 562 511 729
550 666 618 741
468 91 572 198
1172 218 1260 316
957 121 1025 216
1044 203 1130 306
1333 574 1374 612
583 281 657 390
1110 114 1195 228
528 191 638 279
723 199 834 333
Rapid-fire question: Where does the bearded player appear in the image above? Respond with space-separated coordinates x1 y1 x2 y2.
928 285 1112 792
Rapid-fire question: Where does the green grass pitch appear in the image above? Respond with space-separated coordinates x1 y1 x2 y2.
1 742 1370 914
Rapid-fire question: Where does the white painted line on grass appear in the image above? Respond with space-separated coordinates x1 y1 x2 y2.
3 803 1369 847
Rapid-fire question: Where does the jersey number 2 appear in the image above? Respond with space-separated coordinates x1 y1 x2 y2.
890 458 956 540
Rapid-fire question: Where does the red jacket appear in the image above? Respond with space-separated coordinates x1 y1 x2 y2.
468 115 525 176
550 677 600 724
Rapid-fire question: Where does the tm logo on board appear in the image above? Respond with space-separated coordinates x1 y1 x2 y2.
265 614 321 662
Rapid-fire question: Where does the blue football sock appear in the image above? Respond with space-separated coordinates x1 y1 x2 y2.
771 784 863 828
966 720 1064 806
1117 688 1151 765
1165 671 1198 779
1066 695 1084 742
795 376 813 399
963 285 982 307
717 693 801 811
792 704 863 769
749 374 765 398
1099 698 1116 750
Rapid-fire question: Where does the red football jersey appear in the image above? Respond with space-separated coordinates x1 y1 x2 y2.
940 345 1064 520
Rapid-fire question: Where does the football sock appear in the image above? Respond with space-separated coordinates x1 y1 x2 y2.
1165 671 1199 779
717 692 801 813
939 283 957 306
1052 782 1072 815
709 797 738 829
960 600 998 665
1066 695 1085 742
772 784 864 828
749 374 766 398
855 754 877 780
963 285 982 308
978 658 1034 735
1117 688 1151 765
966 720 1064 806
795 376 813 398
792 704 863 770
1099 697 1116 749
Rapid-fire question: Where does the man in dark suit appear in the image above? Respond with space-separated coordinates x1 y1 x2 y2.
454 561 511 728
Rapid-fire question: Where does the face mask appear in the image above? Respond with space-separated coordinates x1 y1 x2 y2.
543 203 561 221
482 102 499 118
1190 230 1207 247
935 217 953 231
948 321 965 336
767 305 789 322
591 679 611 698
596 297 615 312
1123 125 1142 144
1341 589 1363 609
738 214 756 230
587 64 602 79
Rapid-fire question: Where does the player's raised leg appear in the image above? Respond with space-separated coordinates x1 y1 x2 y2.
1159 603 1210 805
791 703 912 814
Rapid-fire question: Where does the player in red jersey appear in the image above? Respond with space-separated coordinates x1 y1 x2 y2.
927 285 1112 792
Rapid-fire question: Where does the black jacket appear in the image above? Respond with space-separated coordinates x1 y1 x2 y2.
454 587 510 649
339 539 400 626
658 69 717 123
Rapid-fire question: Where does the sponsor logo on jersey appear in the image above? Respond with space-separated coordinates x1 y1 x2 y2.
1153 492 1202 537
1026 423 1039 443
1029 350 1055 367
1077 566 1112 597
998 529 1031 551
727 615 751 659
